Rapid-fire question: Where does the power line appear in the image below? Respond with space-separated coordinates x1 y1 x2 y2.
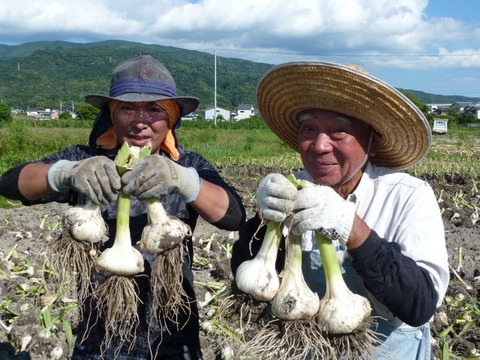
208 48 480 58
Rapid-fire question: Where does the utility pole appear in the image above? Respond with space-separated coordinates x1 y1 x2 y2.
214 49 217 126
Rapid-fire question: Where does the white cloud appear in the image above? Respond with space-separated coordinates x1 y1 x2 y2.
0 0 479 72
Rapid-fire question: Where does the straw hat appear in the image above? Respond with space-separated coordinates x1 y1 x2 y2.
257 61 431 169
86 55 199 116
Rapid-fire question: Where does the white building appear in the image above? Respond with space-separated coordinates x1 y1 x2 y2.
234 104 255 120
201 107 231 120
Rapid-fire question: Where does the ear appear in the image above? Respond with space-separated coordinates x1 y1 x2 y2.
368 131 382 157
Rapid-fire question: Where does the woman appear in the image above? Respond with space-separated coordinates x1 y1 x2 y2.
0 55 246 359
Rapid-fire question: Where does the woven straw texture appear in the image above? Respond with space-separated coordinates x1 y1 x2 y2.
257 61 431 170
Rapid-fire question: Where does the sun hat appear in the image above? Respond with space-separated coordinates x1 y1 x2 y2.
256 61 431 170
86 55 199 116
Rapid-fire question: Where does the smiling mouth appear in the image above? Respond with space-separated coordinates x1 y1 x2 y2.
126 136 150 145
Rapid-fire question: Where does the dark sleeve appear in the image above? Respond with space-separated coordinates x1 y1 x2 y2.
0 163 30 201
349 230 438 326
179 151 246 231
211 188 246 231
231 213 285 275
0 145 96 205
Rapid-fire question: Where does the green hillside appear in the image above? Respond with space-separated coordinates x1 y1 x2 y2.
399 89 479 104
0 40 271 111
0 40 478 111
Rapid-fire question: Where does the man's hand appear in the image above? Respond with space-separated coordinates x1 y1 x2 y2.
256 173 298 223
292 186 356 245
121 155 200 202
47 157 121 205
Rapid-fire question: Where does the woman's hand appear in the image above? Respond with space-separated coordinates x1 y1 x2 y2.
47 157 121 205
121 155 200 202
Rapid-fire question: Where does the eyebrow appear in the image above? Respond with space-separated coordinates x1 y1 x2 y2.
298 112 354 127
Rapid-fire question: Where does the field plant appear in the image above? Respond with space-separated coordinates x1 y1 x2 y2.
436 293 480 359
0 242 77 357
0 120 479 358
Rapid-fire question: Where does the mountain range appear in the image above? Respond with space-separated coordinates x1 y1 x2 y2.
0 40 478 111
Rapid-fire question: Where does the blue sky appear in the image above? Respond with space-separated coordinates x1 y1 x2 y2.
0 0 479 98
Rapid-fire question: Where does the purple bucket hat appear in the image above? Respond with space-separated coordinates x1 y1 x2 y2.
85 55 199 116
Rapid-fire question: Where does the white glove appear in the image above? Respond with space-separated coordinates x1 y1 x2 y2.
292 186 356 245
121 155 200 202
47 157 121 205
256 173 298 223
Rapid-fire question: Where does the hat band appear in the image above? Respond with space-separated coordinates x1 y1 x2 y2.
109 78 177 97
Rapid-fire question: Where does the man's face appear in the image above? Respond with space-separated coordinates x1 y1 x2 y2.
112 101 170 154
297 109 379 194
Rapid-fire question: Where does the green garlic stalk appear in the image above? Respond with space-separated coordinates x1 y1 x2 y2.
271 233 320 320
96 142 151 275
287 174 371 334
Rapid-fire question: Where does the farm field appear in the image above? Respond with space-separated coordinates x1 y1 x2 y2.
0 126 479 359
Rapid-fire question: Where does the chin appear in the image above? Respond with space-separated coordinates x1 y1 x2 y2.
308 171 338 187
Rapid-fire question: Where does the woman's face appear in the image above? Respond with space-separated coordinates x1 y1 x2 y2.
112 101 169 154
297 109 380 197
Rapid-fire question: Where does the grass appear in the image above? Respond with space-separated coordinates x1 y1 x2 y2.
1 122 479 359
1 122 480 207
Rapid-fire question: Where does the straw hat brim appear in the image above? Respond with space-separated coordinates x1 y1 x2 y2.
257 61 431 170
86 93 200 117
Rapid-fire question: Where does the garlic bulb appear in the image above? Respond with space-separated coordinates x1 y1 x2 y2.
139 199 191 253
96 192 144 275
64 198 107 243
315 232 371 334
235 221 283 301
317 281 371 334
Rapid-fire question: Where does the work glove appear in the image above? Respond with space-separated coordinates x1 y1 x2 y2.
47 157 121 205
292 186 356 245
256 173 298 223
121 155 201 202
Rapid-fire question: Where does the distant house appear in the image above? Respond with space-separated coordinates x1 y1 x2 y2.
34 109 52 120
450 102 476 113
26 110 40 117
181 113 198 121
427 104 451 115
463 104 480 119
50 109 60 119
201 107 231 120
234 104 255 121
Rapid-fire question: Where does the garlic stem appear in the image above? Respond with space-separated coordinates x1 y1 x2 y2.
271 234 319 320
96 191 144 275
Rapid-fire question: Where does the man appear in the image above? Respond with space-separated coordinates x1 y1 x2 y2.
232 61 449 360
0 55 246 359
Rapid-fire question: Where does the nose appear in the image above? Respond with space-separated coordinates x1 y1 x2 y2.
132 110 150 127
311 132 333 153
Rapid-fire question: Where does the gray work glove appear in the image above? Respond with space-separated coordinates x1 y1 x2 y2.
292 185 356 245
47 157 121 205
256 173 298 223
121 155 201 202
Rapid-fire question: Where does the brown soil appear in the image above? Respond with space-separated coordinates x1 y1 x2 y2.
0 167 479 359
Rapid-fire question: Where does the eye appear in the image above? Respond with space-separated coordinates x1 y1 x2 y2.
330 129 348 140
119 104 135 112
299 123 317 137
